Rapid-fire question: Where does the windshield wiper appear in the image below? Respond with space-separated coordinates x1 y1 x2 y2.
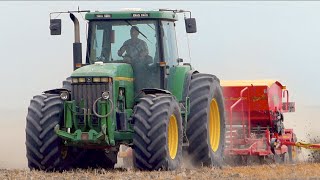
125 20 152 43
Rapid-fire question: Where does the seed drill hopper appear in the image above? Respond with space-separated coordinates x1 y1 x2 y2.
221 80 296 162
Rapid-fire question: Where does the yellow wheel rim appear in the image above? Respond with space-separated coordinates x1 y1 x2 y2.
209 98 221 152
168 114 178 159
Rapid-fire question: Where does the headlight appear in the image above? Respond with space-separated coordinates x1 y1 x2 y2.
72 78 78 83
79 78 86 83
93 77 101 82
71 77 111 83
102 91 110 100
101 77 108 82
60 91 69 100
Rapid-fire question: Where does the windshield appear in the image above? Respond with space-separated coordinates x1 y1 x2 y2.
87 20 159 64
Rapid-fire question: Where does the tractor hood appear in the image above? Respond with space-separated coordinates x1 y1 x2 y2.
71 62 133 78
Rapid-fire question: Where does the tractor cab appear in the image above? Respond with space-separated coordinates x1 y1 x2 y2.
84 11 187 94
50 10 197 94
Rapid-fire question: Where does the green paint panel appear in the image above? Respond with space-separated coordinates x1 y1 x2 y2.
85 11 178 21
71 63 135 108
167 65 192 101
55 128 106 146
114 131 133 141
71 63 133 78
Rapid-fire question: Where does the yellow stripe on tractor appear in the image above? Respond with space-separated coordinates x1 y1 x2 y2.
114 77 134 82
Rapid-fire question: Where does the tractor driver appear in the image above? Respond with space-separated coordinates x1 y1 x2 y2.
117 26 149 61
118 26 156 94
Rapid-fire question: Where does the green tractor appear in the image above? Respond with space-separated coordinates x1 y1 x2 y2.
25 9 226 171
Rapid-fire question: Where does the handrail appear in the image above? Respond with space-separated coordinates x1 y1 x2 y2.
248 85 252 138
282 90 289 111
229 87 249 148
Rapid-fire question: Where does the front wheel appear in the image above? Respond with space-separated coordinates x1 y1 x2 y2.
186 73 226 167
133 94 183 170
26 94 75 171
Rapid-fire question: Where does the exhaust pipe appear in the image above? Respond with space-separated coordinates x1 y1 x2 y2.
70 13 82 70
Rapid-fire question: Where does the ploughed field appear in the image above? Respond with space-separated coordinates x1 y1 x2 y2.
1 163 320 180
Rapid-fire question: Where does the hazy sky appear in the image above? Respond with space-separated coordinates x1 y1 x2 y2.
0 1 320 111
1 1 320 109
2 0 320 169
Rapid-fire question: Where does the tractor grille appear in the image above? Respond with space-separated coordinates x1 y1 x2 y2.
71 81 112 110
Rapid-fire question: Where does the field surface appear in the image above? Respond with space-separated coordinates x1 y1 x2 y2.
1 163 320 180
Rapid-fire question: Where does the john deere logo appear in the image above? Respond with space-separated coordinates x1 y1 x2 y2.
86 77 92 82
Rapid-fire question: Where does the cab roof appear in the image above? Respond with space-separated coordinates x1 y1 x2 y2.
85 10 178 21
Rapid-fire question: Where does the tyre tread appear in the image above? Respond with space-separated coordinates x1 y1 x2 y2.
186 73 225 167
133 94 182 170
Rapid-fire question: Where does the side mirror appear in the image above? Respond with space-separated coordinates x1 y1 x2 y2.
50 19 61 35
185 18 197 33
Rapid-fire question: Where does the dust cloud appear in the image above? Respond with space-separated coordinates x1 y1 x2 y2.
0 108 27 169
284 105 320 161
0 104 319 169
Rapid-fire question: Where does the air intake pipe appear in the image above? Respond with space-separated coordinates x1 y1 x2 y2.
70 13 82 70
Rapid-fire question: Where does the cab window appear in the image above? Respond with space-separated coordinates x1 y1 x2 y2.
161 21 179 67
88 20 159 64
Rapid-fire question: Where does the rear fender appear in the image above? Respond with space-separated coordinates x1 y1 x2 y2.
167 65 194 102
182 70 198 102
141 88 171 95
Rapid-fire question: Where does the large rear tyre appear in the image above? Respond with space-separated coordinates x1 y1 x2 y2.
133 94 183 170
186 73 226 167
26 94 75 171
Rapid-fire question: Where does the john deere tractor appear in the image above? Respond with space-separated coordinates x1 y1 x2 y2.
25 9 226 171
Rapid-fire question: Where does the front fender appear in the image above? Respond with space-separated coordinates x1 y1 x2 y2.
43 88 69 95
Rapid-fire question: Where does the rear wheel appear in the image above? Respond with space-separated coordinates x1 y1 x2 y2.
26 94 75 171
186 73 226 167
133 94 183 170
